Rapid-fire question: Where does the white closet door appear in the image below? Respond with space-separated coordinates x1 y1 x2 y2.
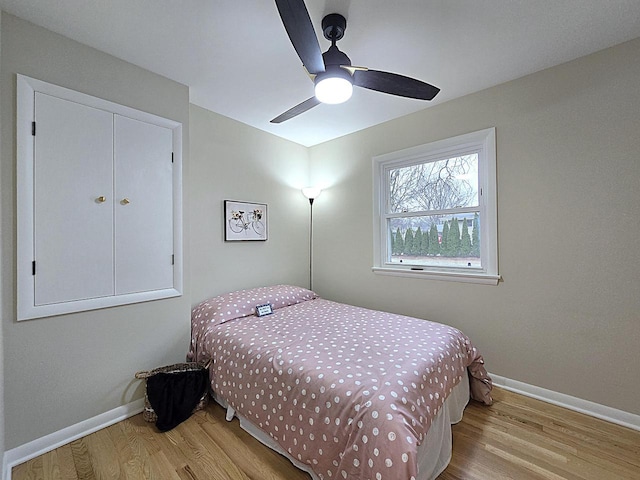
114 115 174 295
34 93 114 305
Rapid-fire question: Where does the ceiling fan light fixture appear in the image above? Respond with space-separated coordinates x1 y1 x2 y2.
272 5 440 123
314 69 353 104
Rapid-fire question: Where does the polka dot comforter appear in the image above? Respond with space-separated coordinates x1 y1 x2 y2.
189 285 492 480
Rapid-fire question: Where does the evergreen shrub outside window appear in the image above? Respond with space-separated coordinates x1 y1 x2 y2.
373 128 499 284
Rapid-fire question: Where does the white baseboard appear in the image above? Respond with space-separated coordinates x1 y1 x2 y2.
490 373 640 432
2 398 144 480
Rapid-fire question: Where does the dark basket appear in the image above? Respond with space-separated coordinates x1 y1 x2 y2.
134 359 212 423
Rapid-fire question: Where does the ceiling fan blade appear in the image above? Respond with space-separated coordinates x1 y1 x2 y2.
353 69 440 100
275 0 325 75
270 96 321 123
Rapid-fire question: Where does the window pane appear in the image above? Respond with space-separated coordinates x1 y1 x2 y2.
388 154 478 213
388 213 481 268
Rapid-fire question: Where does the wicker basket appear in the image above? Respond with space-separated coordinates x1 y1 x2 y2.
135 359 212 423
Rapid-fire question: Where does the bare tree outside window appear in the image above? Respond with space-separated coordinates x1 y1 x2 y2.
389 155 477 213
387 154 481 268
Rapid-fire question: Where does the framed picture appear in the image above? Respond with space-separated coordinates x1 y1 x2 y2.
224 200 268 241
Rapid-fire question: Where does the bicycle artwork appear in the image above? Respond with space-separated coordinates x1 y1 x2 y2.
224 200 268 241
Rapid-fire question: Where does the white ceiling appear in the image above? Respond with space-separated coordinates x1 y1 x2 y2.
2 0 640 147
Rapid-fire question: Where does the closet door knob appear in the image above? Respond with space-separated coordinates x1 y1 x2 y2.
96 196 106 203
121 198 131 205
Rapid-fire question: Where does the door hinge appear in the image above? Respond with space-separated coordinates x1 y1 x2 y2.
32 122 36 136
171 254 175 265
32 261 36 275
171 152 174 163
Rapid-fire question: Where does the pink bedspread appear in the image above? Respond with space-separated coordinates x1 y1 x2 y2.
189 286 492 480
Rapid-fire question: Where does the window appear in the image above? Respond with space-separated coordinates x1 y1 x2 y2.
373 128 499 284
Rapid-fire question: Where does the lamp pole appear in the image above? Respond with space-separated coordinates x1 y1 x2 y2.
308 197 314 291
302 188 322 291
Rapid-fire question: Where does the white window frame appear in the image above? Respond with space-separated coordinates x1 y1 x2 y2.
372 128 500 285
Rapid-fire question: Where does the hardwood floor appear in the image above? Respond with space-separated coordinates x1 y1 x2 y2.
441 388 639 480
12 387 640 479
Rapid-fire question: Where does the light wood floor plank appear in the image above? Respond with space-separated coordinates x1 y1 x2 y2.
199 416 306 480
12 387 640 479
52 445 80 480
68 439 96 480
118 419 178 480
12 456 43 480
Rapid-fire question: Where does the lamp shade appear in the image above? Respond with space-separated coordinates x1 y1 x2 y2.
302 187 322 200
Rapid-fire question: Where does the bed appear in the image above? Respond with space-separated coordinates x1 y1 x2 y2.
188 285 492 480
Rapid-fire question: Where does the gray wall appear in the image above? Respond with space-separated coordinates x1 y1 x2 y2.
308 37 640 415
1 13 311 452
189 104 310 305
0 13 191 449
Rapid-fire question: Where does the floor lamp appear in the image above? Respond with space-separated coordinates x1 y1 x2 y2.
302 187 322 291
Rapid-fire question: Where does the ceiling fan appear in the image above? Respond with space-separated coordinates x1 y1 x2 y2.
271 0 440 123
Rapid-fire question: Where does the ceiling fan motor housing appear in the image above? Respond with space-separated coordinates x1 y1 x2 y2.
317 14 353 105
323 45 351 67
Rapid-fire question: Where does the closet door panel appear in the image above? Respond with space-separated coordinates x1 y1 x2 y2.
114 115 174 295
34 93 114 305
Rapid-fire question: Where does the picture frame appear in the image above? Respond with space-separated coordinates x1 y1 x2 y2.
224 200 268 241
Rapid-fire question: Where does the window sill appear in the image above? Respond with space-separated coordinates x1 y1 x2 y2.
371 267 501 285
